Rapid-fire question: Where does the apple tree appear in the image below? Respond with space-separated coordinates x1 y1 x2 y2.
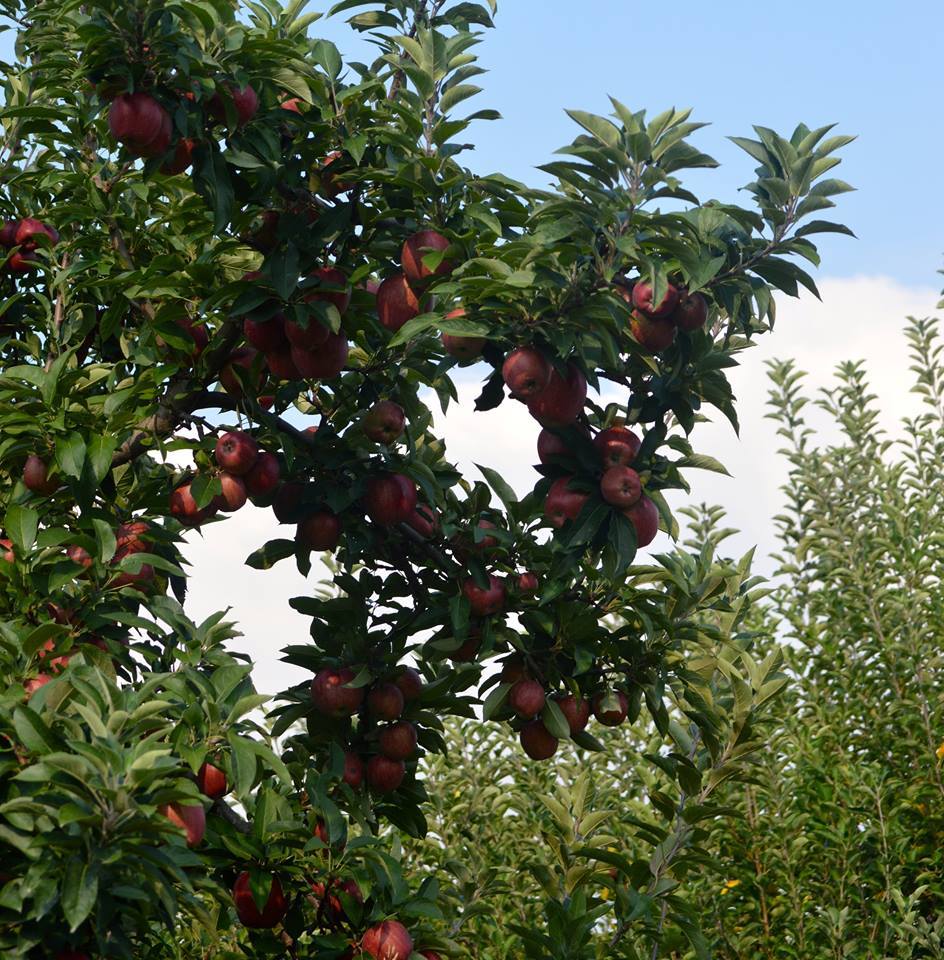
0 0 851 957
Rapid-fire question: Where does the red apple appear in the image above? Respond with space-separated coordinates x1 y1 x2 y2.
509 679 545 718
284 315 328 350
471 518 499 551
401 230 453 285
67 544 93 569
632 280 679 318
244 452 281 498
363 400 406 444
624 495 659 547
304 267 351 314
245 312 289 352
527 363 587 428
441 308 484 360
209 83 258 126
107 92 170 153
502 347 551 398
7 218 59 270
220 346 265 396
112 562 155 590
362 920 414 960
296 510 341 551
377 274 420 332
281 97 303 114
364 473 417 525
197 762 228 799
378 720 417 760
273 482 305 523
517 572 539 594
311 666 363 717
520 720 558 760
461 574 506 616
116 520 150 557
670 290 709 331
594 426 641 468
0 539 15 563
265 346 301 381
554 694 590 735
160 802 205 847
600 466 642 508
291 332 348 380
592 689 629 726
0 220 18 246
24 674 53 698
23 454 57 495
233 871 287 929
217 472 248 511
394 667 423 702
537 429 570 464
366 755 405 793
160 137 195 175
170 483 211 526
544 476 589 529
343 751 365 788
405 503 439 539
367 683 405 721
215 431 259 476
631 311 676 352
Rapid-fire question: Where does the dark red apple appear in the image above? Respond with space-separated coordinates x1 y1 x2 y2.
471 518 498 551
461 574 506 616
631 280 679 318
284 315 328 350
304 267 351 314
405 503 439 539
209 84 259 126
624 495 659 547
107 92 170 153
265 346 301 381
594 426 641 468
378 720 417 760
233 871 287 929
343 751 365 788
377 274 420 332
216 473 248 512
450 634 481 662
160 137 195 175
520 720 558 760
197 762 228 799
527 363 587 428
394 667 423 702
554 694 590 735
112 562 155 590
631 312 676 352
401 230 453 285
160 802 205 847
23 454 57 495
517 572 539 594
67 544 93 569
367 683 405 721
592 689 629 726
362 920 414 960
670 290 709 331
600 466 642 508
537 429 570 464
502 347 551 398
509 679 545 718
0 220 18 247
291 332 348 380
215 431 259 476
272 482 305 523
7 218 60 271
296 510 341 551
245 312 289 352
364 473 417 525
544 476 589 529
311 666 363 717
220 346 265 396
115 520 150 558
366 755 406 793
244 452 281 498
363 400 406 444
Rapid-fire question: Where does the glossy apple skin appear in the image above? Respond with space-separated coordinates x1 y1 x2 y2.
108 92 170 153
245 452 281 498
209 84 259 126
441 309 485 360
363 400 406 443
160 802 206 847
509 679 545 718
23 454 57 495
365 473 417 525
631 280 679 318
311 666 363 717
378 720 418 760
401 230 453 285
544 477 589 529
366 755 406 793
594 426 641 468
245 311 289 352
377 273 420 332
160 137 195 175
362 919 414 960
517 571 539 595
554 694 590 735
624 495 659 547
502 347 551 398
233 871 288 929
304 267 351 314
520 719 558 760
631 311 676 352
406 503 439 539
170 483 213 526
461 574 506 616
215 431 259 476
600 465 642 508
527 363 587 428
217 473 248 511
296 510 341 551
291 332 348 380
593 689 629 726
197 762 228 799
394 666 423 702
367 683 405 721
671 290 709 331
265 346 301 381
343 751 365 788
284 315 328 350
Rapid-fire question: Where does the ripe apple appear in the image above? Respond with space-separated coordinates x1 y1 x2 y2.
441 308 484 359
217 472 248 511
281 97 303 114
544 476 589 529
0 220 17 247
461 574 506 616
631 311 676 353
0 539 15 563
284 315 328 350
311 666 363 717
509 679 545 718
554 694 590 735
366 754 406 793
631 280 679 318
502 347 552 398
107 92 170 153
394 666 423 702
170 483 211 526
592 689 629 726
67 545 92 569
319 151 353 198
527 363 587 428
245 312 289 352
233 871 287 929
600 465 642 508
405 503 439 539
215 431 259 476
362 920 414 960
519 719 558 760
291 332 348 380
272 482 305 523
450 634 481 662
209 84 259 126
343 751 365 788
367 683 405 721
624 495 659 547
537 429 569 464
304 267 351 314
296 510 341 551
311 877 362 928
594 425 641 468
160 137 195 175
363 400 406 444
517 571 539 594
500 657 528 684
24 674 53 698
364 473 417 525
471 518 498 551
220 346 265 396
671 290 709 331
377 273 420 332
115 520 150 557
197 761 228 799
401 230 453 285
23 454 57 495
112 562 155 591
265 346 301 381
245 451 281 498
160 801 206 847
378 720 418 760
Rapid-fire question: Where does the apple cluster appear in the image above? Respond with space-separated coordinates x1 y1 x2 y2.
0 217 59 272
620 279 708 353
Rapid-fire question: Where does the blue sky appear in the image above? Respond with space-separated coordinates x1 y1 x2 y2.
314 0 943 288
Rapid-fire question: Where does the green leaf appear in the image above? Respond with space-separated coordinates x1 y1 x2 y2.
245 539 296 570
62 858 98 931
542 698 571 740
475 463 518 511
55 433 86 480
5 504 38 553
13 707 60 755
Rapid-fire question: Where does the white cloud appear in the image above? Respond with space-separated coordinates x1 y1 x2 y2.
181 275 939 694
